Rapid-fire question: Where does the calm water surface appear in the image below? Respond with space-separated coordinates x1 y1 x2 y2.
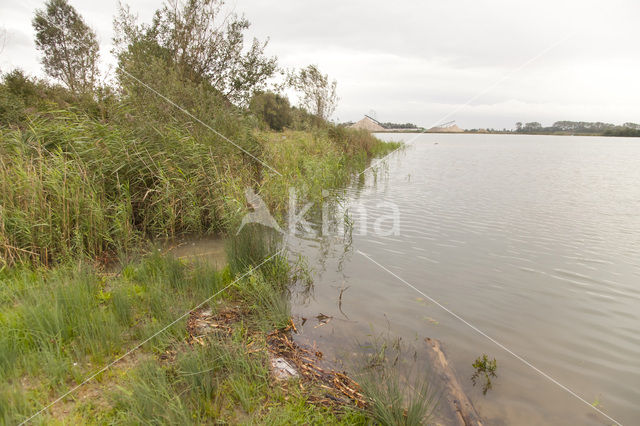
288 133 640 425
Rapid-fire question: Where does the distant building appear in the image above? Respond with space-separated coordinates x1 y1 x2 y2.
350 115 386 132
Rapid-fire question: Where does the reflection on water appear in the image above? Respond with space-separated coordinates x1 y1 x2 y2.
288 133 640 425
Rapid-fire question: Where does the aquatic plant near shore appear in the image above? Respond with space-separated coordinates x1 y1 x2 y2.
471 354 497 395
359 367 437 426
357 334 438 425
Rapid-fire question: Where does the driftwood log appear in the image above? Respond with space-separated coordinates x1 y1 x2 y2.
424 338 483 426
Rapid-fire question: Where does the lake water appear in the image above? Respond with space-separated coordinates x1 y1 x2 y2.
288 133 640 425
163 236 227 269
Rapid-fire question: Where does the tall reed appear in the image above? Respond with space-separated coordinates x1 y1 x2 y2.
0 110 252 265
0 110 399 267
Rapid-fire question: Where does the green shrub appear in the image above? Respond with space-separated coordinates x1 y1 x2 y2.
249 91 293 131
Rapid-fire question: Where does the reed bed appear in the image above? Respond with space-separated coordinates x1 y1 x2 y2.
0 82 402 423
0 109 399 267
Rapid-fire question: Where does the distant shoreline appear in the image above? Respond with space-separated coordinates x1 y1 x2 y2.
374 130 640 137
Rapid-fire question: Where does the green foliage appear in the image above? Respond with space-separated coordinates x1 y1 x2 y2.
471 354 497 395
0 256 222 382
0 0 400 268
0 106 399 267
3 69 40 106
0 85 26 126
226 227 290 331
111 334 267 423
357 335 438 426
226 226 281 275
0 254 233 420
111 360 195 423
0 1 407 423
114 38 262 163
0 70 64 126
327 125 400 158
110 334 361 424
0 69 114 127
114 0 277 105
289 64 338 120
0 385 37 426
0 109 254 266
520 121 541 132
0 251 363 424
237 269 291 332
32 0 100 94
514 120 640 136
377 121 419 129
259 395 367 424
249 91 293 131
604 126 640 137
257 128 399 218
360 369 436 426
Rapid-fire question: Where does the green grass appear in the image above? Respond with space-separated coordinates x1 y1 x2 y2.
0 242 373 424
259 128 400 215
359 367 437 426
0 250 232 420
108 334 368 425
354 335 439 426
0 79 402 423
0 18 406 421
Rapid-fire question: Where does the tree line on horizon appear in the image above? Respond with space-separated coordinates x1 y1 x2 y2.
514 120 640 136
339 119 420 129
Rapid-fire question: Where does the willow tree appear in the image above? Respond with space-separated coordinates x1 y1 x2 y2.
289 65 338 121
32 0 100 94
115 0 277 106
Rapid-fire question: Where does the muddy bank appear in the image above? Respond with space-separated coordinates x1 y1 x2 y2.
285 310 483 425
186 306 367 412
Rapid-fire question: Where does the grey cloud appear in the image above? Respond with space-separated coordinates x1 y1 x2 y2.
1 0 639 128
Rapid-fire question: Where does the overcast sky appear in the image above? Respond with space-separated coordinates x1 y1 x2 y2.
1 0 639 129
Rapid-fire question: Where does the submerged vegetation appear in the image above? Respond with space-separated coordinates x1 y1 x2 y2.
471 354 498 396
0 0 415 423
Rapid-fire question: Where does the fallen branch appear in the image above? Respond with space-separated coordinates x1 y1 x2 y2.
424 338 483 426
